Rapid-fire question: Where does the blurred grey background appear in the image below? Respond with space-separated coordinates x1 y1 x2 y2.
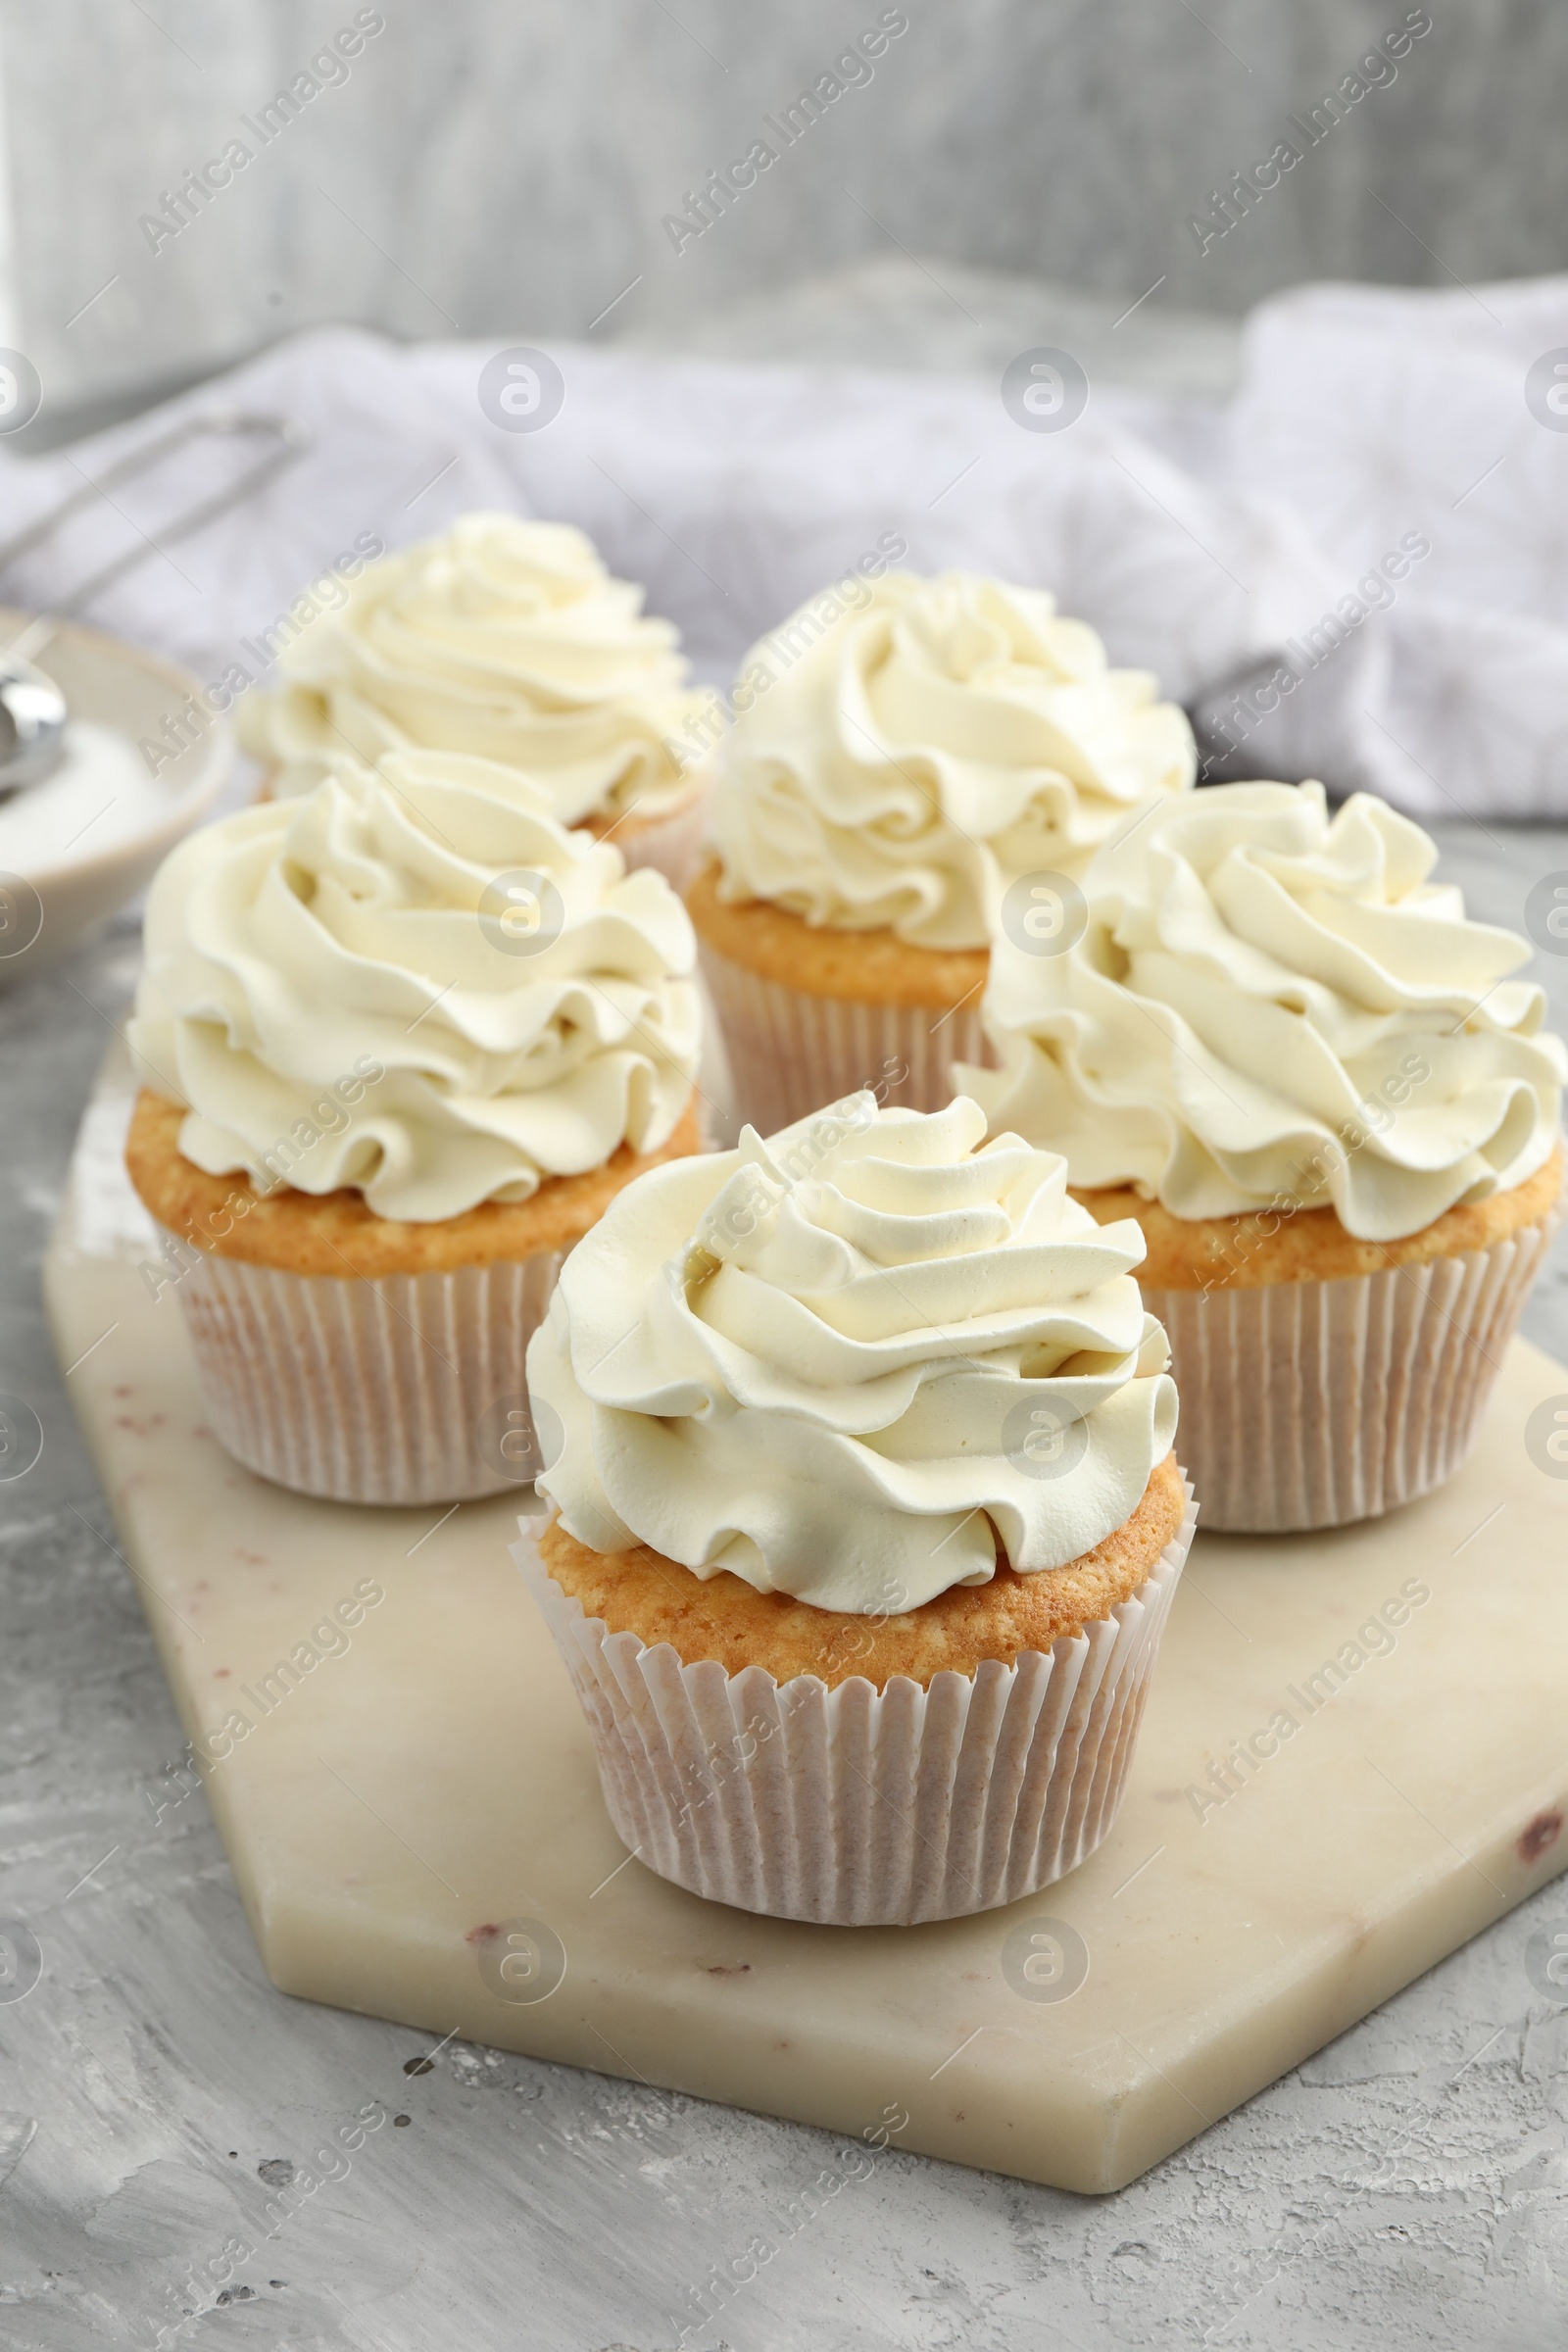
6 0 1566 433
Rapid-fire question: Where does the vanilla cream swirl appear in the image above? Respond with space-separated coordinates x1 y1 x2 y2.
129 750 701 1222
707 569 1196 952
528 1094 1176 1612
963 782 1566 1243
242 514 709 826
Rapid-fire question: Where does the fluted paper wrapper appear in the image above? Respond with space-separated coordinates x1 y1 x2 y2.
163 1228 565 1506
514 1489 1195 1926
1146 1203 1560 1533
700 944 989 1134
615 784 709 891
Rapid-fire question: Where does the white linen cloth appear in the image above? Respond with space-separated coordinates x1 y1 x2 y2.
1 269 1565 820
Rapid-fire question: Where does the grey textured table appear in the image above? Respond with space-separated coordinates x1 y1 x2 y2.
3 822 1568 2352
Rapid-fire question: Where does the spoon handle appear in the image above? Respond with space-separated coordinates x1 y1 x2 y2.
0 410 310 638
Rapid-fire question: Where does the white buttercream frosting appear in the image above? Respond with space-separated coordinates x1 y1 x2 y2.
961 781 1565 1243
707 568 1196 952
241 514 708 827
129 750 701 1222
528 1094 1177 1612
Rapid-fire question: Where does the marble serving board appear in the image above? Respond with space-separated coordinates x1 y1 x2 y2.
43 1059 1568 2194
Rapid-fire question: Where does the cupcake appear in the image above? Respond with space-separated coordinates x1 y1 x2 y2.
687 567 1196 1135
240 514 712 886
961 781 1566 1532
124 749 704 1506
517 1092 1194 1926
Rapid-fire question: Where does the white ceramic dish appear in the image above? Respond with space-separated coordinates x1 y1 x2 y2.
0 609 231 987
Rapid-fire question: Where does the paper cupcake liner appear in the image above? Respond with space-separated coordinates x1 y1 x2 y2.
699 944 989 1134
164 1229 565 1506
615 784 710 891
1146 1201 1561 1533
514 1486 1195 1926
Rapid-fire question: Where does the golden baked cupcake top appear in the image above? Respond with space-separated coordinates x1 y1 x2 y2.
1074 1141 1564 1291
239 513 709 830
538 1450 1187 1688
526 1091 1177 1615
684 858 989 1009
124 1085 704 1278
127 749 701 1224
964 779 1567 1243
704 566 1195 952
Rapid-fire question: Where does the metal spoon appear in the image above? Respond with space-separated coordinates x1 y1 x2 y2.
0 407 309 803
0 658 66 798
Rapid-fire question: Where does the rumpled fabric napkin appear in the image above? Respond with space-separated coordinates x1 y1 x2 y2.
1 270 1564 820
